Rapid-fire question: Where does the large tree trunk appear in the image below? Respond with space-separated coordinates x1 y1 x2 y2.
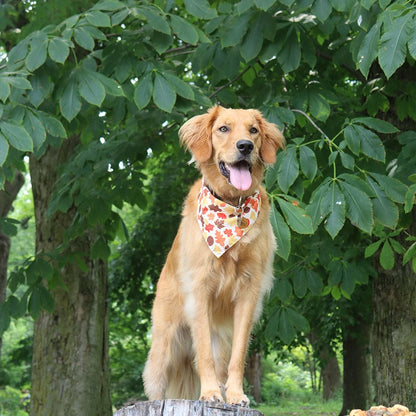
245 349 262 403
339 321 372 416
372 213 416 408
29 138 112 416
0 171 25 362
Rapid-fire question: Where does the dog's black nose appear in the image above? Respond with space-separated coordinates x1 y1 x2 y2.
236 140 254 156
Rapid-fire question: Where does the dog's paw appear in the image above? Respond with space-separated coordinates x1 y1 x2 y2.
200 390 224 403
226 391 250 407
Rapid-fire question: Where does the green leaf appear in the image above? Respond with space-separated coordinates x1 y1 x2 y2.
379 14 412 79
163 73 195 100
365 239 382 258
279 308 296 344
255 0 276 10
312 0 332 22
38 113 67 138
357 23 380 78
74 27 95 50
299 145 317 180
352 116 399 133
152 73 176 113
344 124 361 155
183 0 217 19
278 28 301 73
306 270 323 295
286 307 310 332
0 122 33 152
29 71 53 108
220 13 251 48
7 76 32 90
0 303 11 335
240 13 264 62
404 184 416 213
39 285 55 312
306 179 331 230
26 32 48 72
366 176 398 228
277 145 299 193
0 77 11 102
48 37 70 64
275 278 292 303
380 240 394 270
340 151 355 170
60 78 82 121
92 0 125 11
370 173 407 204
0 134 9 166
85 10 112 27
339 181 373 234
309 91 330 122
322 182 345 239
95 72 124 96
134 73 153 110
277 197 314 235
169 14 199 45
140 7 171 35
235 0 254 15
270 203 291 260
91 237 111 260
77 69 106 106
292 270 307 298
23 111 46 151
347 124 385 161
409 17 416 60
403 242 416 266
28 287 42 319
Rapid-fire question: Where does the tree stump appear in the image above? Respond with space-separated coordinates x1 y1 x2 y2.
114 400 264 416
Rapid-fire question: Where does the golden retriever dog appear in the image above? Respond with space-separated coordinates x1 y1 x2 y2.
143 106 284 406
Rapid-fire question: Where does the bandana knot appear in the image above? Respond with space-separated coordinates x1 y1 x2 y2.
197 181 261 257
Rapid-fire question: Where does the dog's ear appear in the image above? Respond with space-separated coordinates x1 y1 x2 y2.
179 106 220 163
253 110 285 164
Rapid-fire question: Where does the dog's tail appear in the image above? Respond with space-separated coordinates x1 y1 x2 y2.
165 325 200 400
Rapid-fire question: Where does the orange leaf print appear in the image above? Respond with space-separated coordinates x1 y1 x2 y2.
215 230 226 246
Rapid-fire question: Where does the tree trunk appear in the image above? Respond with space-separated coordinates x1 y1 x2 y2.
307 332 341 400
321 352 341 401
0 171 25 362
29 138 112 416
245 349 262 403
372 213 416 409
339 321 372 416
114 400 264 416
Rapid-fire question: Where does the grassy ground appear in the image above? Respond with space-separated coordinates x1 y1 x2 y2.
254 397 342 416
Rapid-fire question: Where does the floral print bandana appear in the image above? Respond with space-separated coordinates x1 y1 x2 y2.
197 181 262 257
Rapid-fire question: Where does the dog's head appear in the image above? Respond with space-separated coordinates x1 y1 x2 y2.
179 106 285 197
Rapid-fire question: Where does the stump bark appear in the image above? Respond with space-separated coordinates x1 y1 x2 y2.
114 400 264 416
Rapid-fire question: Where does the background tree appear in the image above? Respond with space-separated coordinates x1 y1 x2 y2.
0 0 416 414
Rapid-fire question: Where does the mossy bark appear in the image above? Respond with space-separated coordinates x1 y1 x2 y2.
29 137 111 416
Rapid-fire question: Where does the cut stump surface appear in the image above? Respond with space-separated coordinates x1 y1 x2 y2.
114 400 264 416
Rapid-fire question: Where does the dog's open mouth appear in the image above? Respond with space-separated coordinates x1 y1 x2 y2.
219 161 253 191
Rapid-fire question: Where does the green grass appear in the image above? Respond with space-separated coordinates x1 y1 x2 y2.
255 397 342 416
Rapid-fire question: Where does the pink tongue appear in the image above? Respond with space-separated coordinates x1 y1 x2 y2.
228 164 252 191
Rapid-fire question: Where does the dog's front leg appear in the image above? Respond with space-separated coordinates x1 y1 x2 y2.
225 294 258 406
190 296 224 403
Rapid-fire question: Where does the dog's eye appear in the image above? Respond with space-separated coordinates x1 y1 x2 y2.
219 126 229 133
249 127 258 134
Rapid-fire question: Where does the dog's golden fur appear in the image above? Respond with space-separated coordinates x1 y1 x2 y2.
143 106 284 405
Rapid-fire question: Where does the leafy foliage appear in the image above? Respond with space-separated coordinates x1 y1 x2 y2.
1 0 416 366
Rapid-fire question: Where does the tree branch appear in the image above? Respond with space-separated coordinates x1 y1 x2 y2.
209 66 252 99
291 109 330 140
